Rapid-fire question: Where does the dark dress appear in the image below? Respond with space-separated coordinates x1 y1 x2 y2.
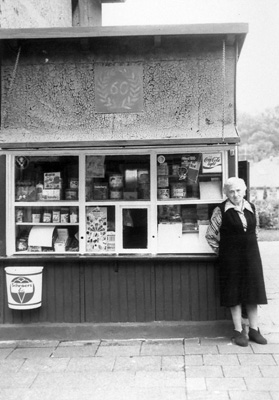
218 200 267 307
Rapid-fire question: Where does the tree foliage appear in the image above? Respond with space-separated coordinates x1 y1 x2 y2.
238 106 279 161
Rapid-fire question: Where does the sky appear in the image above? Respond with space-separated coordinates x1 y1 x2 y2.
102 0 279 115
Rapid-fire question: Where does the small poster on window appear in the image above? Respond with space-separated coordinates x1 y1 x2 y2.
86 156 105 178
202 153 222 173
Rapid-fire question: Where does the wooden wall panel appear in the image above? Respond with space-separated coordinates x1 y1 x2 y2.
83 260 154 323
0 259 227 324
0 156 6 257
154 260 226 321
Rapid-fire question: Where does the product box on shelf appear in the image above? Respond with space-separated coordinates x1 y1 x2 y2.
54 228 69 252
65 189 78 200
41 189 61 201
44 172 62 189
69 178 79 189
123 191 138 200
93 183 108 200
43 211 52 223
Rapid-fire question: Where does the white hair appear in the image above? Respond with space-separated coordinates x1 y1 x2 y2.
223 177 247 195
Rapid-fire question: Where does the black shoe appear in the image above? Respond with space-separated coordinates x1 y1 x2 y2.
248 328 267 345
233 329 248 347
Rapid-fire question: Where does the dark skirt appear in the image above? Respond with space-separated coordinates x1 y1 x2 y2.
218 232 267 307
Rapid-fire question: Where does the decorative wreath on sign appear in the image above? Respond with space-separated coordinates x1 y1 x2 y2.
15 156 30 170
96 67 141 111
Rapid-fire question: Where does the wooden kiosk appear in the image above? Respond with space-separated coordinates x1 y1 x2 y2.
0 22 248 329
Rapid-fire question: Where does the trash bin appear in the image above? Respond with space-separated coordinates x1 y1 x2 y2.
5 266 43 310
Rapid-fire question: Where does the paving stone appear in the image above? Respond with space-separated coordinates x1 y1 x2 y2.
0 388 32 400
141 340 184 356
1 387 137 400
161 355 184 371
0 359 24 373
245 377 279 391
185 377 206 391
136 387 187 400
96 344 140 357
0 348 13 359
238 354 276 365
206 377 246 391
52 345 98 358
186 365 223 378
185 355 203 365
7 347 55 359
271 393 279 400
229 391 272 400
0 371 37 388
31 371 136 390
260 366 279 377
67 356 115 371
251 344 279 354
223 365 261 378
187 391 230 400
184 345 218 355
203 354 239 365
19 357 70 372
218 344 253 354
114 355 161 371
135 371 185 387
273 355 279 364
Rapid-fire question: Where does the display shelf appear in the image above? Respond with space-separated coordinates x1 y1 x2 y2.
15 223 79 226
6 147 231 256
156 198 224 205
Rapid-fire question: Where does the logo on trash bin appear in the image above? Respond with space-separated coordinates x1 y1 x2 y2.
10 276 35 304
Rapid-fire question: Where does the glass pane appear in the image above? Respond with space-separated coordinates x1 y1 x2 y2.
86 155 150 201
122 208 148 249
157 153 222 200
86 206 115 252
157 204 217 253
15 205 79 253
15 155 79 202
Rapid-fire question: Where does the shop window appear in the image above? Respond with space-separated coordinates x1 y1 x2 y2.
7 148 228 256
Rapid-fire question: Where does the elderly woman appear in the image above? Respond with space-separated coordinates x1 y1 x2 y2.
206 177 267 346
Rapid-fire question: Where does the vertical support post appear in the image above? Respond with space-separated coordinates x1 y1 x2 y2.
78 0 102 26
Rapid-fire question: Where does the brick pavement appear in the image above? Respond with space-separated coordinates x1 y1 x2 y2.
0 241 278 400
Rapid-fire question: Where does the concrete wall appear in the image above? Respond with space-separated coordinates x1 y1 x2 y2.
0 0 72 28
0 36 236 144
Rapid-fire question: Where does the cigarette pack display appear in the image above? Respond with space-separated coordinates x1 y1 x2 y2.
60 208 69 223
52 210 60 223
43 212 52 223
